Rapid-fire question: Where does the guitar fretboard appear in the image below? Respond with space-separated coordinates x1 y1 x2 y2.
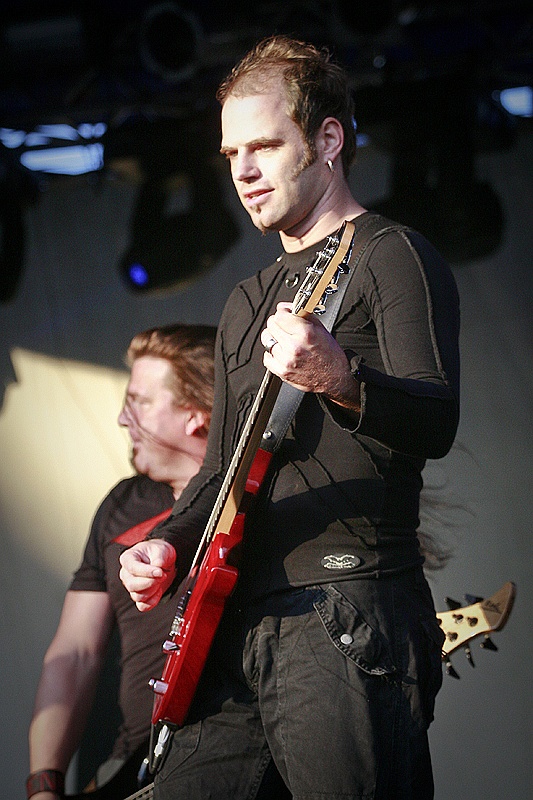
202 368 278 546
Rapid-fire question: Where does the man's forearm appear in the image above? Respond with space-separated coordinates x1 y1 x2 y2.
29 650 104 773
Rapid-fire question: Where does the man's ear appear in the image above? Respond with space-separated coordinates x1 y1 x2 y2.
319 116 344 163
185 409 209 437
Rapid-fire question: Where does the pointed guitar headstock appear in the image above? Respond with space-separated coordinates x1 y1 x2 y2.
436 581 516 678
291 220 355 317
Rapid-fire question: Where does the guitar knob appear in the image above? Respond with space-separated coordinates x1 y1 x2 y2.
149 678 168 695
480 636 498 651
162 639 181 652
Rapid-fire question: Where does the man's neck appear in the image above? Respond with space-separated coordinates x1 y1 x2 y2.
280 192 366 253
169 448 206 500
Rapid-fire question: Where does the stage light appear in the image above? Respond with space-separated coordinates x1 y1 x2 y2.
373 155 504 266
126 262 150 289
110 114 240 294
139 2 204 84
497 86 533 118
119 193 240 294
1 124 107 176
361 74 505 265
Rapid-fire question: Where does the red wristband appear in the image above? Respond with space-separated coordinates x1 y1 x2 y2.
26 769 65 799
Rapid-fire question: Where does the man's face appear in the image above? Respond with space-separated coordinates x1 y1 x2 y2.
220 88 328 237
118 356 191 483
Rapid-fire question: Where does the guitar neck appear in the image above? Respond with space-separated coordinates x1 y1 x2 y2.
188 368 282 569
126 783 154 800
213 370 282 533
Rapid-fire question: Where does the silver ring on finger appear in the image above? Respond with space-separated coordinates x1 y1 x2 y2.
265 335 278 354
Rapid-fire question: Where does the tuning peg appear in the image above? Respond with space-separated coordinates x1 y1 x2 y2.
480 636 498 652
445 596 462 610
464 594 484 605
444 658 460 679
464 645 475 667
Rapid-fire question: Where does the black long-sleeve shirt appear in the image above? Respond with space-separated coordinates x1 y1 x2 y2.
149 213 460 599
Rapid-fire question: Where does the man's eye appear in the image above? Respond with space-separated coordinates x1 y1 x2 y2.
129 397 147 407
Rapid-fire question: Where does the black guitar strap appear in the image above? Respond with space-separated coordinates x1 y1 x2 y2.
262 213 406 453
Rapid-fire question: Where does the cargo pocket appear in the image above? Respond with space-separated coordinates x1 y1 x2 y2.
313 584 396 677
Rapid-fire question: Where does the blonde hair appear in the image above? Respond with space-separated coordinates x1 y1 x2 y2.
126 324 216 415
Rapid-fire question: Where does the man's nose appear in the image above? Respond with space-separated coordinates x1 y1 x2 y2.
118 403 131 427
233 152 259 182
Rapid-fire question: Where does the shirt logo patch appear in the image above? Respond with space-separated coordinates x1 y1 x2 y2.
321 553 361 570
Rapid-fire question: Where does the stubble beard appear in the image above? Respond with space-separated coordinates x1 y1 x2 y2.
252 207 269 236
250 144 317 236
293 141 317 178
248 203 270 236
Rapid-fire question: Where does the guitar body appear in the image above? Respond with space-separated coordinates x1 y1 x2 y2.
151 447 274 726
152 525 241 725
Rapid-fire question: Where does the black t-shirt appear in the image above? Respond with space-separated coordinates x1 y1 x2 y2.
150 213 460 599
71 474 175 758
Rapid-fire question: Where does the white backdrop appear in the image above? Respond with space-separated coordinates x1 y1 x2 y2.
1 129 531 799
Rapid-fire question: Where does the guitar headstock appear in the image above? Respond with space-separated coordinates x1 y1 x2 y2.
292 220 355 317
436 581 516 677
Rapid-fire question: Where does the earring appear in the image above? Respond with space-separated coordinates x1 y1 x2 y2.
327 159 334 173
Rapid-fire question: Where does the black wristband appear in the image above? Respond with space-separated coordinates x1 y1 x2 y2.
26 769 65 799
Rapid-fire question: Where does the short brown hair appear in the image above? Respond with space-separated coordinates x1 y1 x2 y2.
216 35 357 177
126 324 216 415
